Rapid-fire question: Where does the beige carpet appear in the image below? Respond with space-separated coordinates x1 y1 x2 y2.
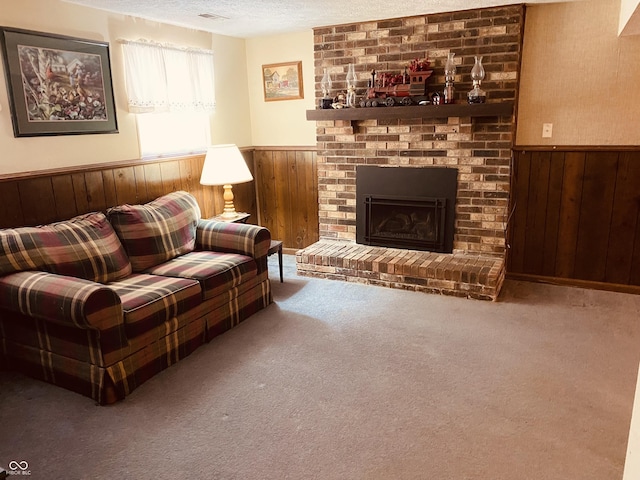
1 254 639 479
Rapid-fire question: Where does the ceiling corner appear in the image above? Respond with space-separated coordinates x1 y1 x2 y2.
619 0 640 36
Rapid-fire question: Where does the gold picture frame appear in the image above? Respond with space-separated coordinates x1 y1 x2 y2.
262 61 303 102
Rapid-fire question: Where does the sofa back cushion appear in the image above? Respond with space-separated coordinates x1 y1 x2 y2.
107 191 201 272
0 212 132 283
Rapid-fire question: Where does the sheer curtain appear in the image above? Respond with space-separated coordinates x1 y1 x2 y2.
121 39 215 157
121 39 216 113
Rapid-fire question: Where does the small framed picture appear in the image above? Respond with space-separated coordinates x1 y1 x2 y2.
262 61 303 102
0 26 118 137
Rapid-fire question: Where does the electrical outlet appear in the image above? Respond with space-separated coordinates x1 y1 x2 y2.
542 123 553 138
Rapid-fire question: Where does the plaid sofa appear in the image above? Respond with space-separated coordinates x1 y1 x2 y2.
0 191 272 404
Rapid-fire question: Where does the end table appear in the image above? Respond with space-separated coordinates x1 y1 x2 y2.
210 212 250 223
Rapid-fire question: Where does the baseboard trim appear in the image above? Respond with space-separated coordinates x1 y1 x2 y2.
506 272 640 295
513 145 640 152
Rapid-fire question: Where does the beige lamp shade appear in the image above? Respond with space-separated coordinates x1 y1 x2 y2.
200 144 253 218
200 144 253 186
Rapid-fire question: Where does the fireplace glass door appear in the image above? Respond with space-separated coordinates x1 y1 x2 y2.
364 195 447 252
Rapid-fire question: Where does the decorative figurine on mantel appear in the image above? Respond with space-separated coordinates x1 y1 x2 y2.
332 91 347 109
359 57 433 107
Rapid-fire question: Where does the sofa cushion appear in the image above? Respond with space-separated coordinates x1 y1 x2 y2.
108 273 202 338
0 212 132 283
107 191 201 272
144 251 258 300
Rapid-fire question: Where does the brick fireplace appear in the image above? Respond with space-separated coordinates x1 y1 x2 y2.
296 5 524 300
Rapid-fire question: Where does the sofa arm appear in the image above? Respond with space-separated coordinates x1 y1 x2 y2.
0 271 123 331
196 220 271 259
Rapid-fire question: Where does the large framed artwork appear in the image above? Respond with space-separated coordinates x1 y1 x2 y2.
262 61 303 102
0 27 118 137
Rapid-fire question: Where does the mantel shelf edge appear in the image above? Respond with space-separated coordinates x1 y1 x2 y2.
306 102 514 122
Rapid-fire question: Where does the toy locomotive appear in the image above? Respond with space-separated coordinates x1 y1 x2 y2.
360 58 433 107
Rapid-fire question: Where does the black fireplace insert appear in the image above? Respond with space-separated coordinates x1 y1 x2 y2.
356 166 457 253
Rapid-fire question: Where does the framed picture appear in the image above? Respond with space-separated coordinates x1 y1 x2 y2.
0 27 118 137
262 61 303 102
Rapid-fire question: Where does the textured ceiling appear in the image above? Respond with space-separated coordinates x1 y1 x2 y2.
62 0 579 38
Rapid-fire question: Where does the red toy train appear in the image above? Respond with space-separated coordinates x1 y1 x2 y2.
360 58 433 107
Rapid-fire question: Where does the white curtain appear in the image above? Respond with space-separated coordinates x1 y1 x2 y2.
121 40 216 113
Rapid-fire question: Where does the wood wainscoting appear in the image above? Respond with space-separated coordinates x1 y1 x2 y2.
0 146 319 252
253 147 319 252
508 147 640 292
0 153 256 228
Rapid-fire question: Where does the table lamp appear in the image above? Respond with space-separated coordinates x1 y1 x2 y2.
200 144 253 219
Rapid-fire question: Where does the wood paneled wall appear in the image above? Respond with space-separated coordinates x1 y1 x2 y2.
508 148 640 288
0 147 319 251
254 149 319 251
0 153 257 229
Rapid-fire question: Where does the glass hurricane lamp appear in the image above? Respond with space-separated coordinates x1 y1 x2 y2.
467 55 486 104
444 51 456 104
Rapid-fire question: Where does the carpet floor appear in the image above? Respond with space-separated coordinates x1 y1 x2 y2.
1 254 639 479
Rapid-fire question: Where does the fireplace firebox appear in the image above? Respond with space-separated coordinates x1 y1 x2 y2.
356 166 457 253
364 195 447 251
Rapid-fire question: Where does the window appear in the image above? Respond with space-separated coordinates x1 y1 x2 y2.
136 111 210 158
121 39 215 157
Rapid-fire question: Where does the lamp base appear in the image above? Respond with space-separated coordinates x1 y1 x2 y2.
220 210 240 219
220 184 238 218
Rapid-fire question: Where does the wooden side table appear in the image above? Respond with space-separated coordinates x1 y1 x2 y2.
268 240 283 283
210 212 250 223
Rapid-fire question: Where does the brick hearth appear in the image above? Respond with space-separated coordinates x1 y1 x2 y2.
297 240 505 300
297 5 523 299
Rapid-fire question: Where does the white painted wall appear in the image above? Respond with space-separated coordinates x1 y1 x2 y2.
208 34 252 149
245 30 316 147
0 0 251 175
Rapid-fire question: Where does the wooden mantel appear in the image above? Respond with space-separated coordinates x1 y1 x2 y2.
306 102 514 122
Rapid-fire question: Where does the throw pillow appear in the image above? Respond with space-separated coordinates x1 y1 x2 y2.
0 211 132 283
107 191 201 272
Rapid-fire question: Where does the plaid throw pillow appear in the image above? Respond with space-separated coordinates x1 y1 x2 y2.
0 212 132 283
107 191 201 272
